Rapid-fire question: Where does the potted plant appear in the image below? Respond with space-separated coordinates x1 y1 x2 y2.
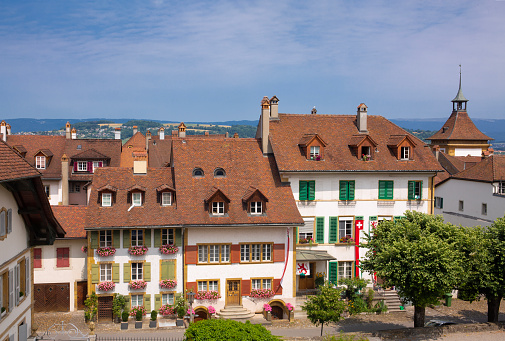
112 294 126 323
121 311 129 330
159 279 177 289
149 310 157 328
208 306 216 319
97 281 115 292
175 296 187 327
263 304 272 321
84 292 98 322
19 291 24 298
250 288 275 299
129 280 147 290
195 290 220 300
286 303 295 322
135 310 143 329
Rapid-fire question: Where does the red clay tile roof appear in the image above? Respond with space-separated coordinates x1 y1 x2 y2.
52 206 87 238
451 155 505 183
86 167 180 228
268 114 441 172
428 111 492 141
349 135 378 147
0 140 40 182
71 149 109 159
121 132 146 167
172 138 303 226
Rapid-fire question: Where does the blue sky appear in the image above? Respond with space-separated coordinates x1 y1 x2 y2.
1 0 504 122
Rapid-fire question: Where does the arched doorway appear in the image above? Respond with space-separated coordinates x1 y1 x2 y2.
194 307 209 322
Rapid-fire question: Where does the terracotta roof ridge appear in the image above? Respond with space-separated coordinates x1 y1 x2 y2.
0 140 41 179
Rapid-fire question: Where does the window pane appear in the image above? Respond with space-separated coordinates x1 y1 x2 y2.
251 244 261 261
209 281 218 291
209 245 219 263
262 244 272 261
241 245 250 262
221 245 230 262
198 245 208 263
162 293 174 305
252 279 261 290
162 192 172 205
263 279 272 289
198 282 207 292
133 193 142 206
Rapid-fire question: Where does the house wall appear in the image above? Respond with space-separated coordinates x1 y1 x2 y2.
285 171 434 285
0 186 33 341
435 179 504 227
42 179 62 206
34 238 87 311
185 226 295 314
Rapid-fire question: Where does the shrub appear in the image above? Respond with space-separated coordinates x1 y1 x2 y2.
135 310 143 321
185 319 280 340
112 293 126 319
365 289 375 310
151 310 157 321
122 311 129 322
130 305 147 318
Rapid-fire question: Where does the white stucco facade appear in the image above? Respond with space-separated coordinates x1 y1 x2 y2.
434 178 505 227
0 185 33 341
43 179 62 206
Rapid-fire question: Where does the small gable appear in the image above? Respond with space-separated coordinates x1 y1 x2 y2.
298 134 327 161
348 135 378 160
387 135 417 160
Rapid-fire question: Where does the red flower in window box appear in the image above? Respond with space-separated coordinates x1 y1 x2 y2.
195 291 220 300
129 280 147 290
97 281 115 291
250 289 275 299
159 279 177 289
159 244 179 255
128 245 148 255
96 246 116 257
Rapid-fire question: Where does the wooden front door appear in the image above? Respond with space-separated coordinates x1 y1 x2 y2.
34 283 70 312
298 263 315 290
76 281 87 310
98 296 113 322
226 280 241 306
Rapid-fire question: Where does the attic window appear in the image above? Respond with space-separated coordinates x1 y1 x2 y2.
401 147 410 160
36 156 46 169
250 202 262 215
212 202 225 215
310 146 320 159
102 193 112 207
214 168 226 177
193 168 204 177
77 145 82 150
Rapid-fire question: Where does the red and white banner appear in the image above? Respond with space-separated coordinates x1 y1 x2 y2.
296 262 310 276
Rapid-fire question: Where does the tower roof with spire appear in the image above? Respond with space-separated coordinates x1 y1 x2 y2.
452 67 468 103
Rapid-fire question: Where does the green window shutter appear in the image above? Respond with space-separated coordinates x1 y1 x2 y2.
123 230 130 248
369 216 377 221
299 181 307 200
123 263 131 283
329 262 338 285
145 294 151 312
91 264 99 284
154 229 161 248
124 296 130 311
145 229 151 247
144 262 151 282
408 181 415 200
339 181 348 200
329 217 338 243
161 261 169 280
308 181 315 201
315 217 324 244
378 181 386 199
112 263 120 283
419 181 423 199
295 226 299 244
348 181 355 200
175 229 182 247
155 294 162 310
113 230 121 248
90 231 98 249
387 181 393 199
174 292 182 300
167 261 175 280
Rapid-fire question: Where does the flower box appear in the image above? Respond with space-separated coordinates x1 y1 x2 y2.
129 246 148 256
159 244 179 255
195 290 221 300
159 304 175 317
129 280 147 290
130 305 147 317
96 246 116 257
250 289 275 299
298 238 315 245
81 245 88 253
97 281 115 291
339 235 354 244
159 279 177 289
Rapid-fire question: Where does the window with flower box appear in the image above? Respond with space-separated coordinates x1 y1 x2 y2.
338 217 353 243
310 146 320 159
131 230 144 247
100 264 112 282
99 230 112 247
197 280 219 292
251 278 272 290
131 263 143 281
240 243 272 263
131 294 143 307
162 229 174 245
197 244 230 264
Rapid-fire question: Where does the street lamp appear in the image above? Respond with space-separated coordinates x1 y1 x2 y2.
187 291 195 324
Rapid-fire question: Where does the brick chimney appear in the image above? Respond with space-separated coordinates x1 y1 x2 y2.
159 127 165 140
178 123 186 138
71 127 77 139
1 120 7 142
114 127 121 140
61 154 69 205
65 122 71 139
357 103 368 134
133 126 138 135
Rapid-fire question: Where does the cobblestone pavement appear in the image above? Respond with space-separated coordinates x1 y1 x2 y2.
33 298 505 339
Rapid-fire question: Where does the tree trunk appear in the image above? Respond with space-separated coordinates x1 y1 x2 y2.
487 296 502 322
413 305 425 328
320 323 324 336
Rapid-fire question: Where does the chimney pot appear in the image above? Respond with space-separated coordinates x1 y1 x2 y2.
71 127 77 139
133 126 138 135
357 103 368 134
6 124 11 135
159 127 165 140
114 127 121 140
66 122 71 139
233 133 239 138
311 106 317 115
178 122 186 138
0 120 6 142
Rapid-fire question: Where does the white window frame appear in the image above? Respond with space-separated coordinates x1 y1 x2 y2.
241 243 271 263
250 202 262 215
262 244 272 261
198 245 230 264
77 161 87 172
310 146 320 158
36 156 46 169
221 245 230 262
338 217 353 241
212 202 224 215
499 182 505 195
252 278 271 290
99 230 112 247
400 146 410 160
93 161 101 172
198 280 218 292
162 192 172 206
131 294 143 307
102 193 112 207
132 192 142 206
131 230 143 247
209 245 220 263
162 293 174 305
15 264 20 306
338 261 353 280
100 264 112 282
131 263 143 281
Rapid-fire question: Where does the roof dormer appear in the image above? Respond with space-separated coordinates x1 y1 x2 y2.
204 187 230 216
97 185 117 207
387 135 417 160
348 135 378 161
127 184 147 207
242 186 269 216
156 184 176 206
34 149 53 169
298 134 327 161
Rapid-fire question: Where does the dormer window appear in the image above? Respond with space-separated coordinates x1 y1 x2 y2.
77 161 88 172
310 146 320 159
212 202 224 215
299 134 327 161
36 156 46 169
348 135 377 161
93 161 103 172
102 193 112 207
401 147 410 160
132 192 142 206
193 168 204 177
250 202 262 215
162 192 172 206
214 168 226 178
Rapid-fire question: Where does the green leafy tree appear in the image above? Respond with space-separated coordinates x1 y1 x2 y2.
360 211 464 327
302 282 346 336
458 217 505 322
185 319 279 340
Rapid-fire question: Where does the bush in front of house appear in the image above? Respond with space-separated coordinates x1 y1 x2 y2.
185 319 280 340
